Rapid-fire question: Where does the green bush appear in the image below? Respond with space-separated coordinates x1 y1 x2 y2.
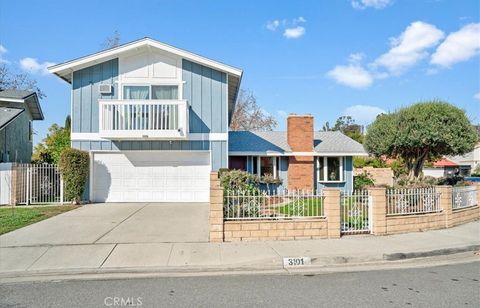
472 165 480 177
219 169 260 193
58 148 89 204
353 171 375 190
353 157 386 168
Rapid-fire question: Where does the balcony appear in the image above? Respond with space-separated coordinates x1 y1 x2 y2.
98 100 188 139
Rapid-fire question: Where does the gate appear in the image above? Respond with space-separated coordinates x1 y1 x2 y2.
341 190 371 234
13 164 64 205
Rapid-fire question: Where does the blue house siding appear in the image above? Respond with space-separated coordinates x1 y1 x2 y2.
70 58 229 171
72 59 118 133
182 59 227 134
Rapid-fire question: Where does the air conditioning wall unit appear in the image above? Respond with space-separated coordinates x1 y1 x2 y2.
99 84 113 94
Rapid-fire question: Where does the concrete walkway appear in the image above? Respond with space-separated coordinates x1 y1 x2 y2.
1 221 478 279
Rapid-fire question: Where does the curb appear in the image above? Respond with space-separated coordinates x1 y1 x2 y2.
1 245 478 283
383 244 480 261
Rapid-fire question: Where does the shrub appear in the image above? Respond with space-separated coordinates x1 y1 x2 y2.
353 157 386 168
471 164 480 177
58 148 89 204
219 169 260 193
436 176 465 186
395 174 438 188
353 171 375 190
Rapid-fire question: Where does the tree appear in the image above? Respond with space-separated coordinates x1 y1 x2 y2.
101 30 121 50
322 115 364 143
0 64 45 98
32 117 71 164
230 89 277 131
365 101 478 178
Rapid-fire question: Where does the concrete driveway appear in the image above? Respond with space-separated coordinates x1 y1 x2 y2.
0 203 209 247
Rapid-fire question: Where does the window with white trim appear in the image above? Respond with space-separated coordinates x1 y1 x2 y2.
317 157 343 182
123 85 179 100
252 156 280 178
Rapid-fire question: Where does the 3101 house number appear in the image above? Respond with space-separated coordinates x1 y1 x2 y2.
283 257 311 268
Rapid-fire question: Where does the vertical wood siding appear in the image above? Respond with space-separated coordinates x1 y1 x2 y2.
72 59 118 133
182 59 227 134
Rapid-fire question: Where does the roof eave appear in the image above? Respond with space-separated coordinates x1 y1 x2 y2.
48 37 243 83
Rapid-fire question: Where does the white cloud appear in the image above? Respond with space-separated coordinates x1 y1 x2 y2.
430 23 480 68
352 0 392 10
293 16 306 24
0 45 9 64
327 64 373 89
373 21 444 75
19 57 55 75
348 52 365 63
343 105 386 124
266 17 307 39
266 20 280 31
474 92 480 100
283 26 306 39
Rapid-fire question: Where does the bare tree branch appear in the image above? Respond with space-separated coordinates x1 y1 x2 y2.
0 64 45 99
230 89 277 131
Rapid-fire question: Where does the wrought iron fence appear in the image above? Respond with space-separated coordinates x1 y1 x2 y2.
341 190 371 234
14 164 64 205
386 187 441 215
452 186 477 210
223 189 324 220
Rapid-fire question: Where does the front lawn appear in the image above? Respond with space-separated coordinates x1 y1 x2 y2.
0 205 79 235
277 198 324 217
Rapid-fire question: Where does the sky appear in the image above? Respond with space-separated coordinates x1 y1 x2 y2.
0 0 479 145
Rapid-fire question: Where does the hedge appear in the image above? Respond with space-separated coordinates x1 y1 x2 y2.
58 148 89 204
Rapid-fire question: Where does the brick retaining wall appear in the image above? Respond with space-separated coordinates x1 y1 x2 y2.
451 206 480 227
385 212 445 234
224 219 328 242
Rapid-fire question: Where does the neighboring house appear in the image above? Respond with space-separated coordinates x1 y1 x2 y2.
49 37 242 203
228 115 368 191
447 142 480 175
423 159 465 178
0 90 44 163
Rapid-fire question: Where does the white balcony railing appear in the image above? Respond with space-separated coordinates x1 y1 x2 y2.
98 100 188 139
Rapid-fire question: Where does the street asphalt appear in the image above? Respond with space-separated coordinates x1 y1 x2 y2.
1 261 478 307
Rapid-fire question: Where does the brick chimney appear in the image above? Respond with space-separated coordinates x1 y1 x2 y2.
287 115 315 191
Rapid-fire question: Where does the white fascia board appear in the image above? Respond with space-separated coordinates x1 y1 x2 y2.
228 151 369 157
48 38 243 80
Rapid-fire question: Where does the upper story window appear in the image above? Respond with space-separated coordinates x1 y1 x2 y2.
123 85 178 100
317 157 343 182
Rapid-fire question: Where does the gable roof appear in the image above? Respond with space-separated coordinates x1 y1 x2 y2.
0 107 24 130
48 37 242 124
228 131 367 156
48 37 243 81
0 90 43 120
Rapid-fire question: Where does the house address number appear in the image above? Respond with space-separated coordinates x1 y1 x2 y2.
283 257 311 268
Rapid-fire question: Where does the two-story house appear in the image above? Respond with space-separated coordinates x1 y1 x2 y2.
49 37 366 203
0 89 44 163
49 38 242 203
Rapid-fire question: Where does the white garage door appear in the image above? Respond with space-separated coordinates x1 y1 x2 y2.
92 151 211 203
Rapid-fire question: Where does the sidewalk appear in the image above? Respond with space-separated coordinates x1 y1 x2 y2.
1 221 478 281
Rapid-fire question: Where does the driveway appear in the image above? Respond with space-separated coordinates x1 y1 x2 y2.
0 203 210 247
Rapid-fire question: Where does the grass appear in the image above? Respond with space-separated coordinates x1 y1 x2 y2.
0 205 79 235
277 198 324 217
